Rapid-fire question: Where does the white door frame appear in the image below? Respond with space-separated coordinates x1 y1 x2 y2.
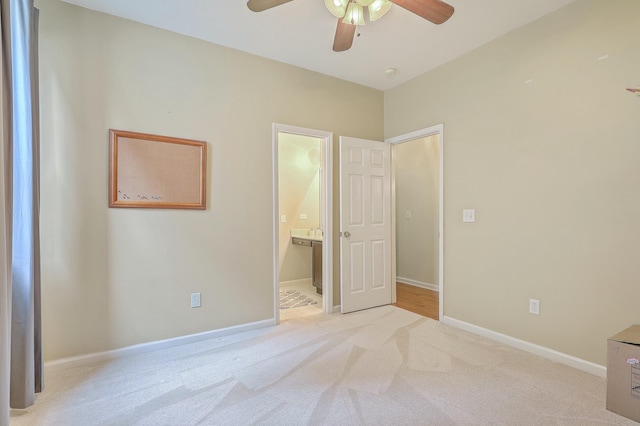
386 124 444 321
272 123 334 322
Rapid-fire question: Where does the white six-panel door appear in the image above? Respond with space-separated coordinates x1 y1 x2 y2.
340 137 392 313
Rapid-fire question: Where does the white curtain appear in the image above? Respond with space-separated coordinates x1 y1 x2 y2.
1 0 41 423
0 0 14 422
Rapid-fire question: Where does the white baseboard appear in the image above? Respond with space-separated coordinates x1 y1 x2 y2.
443 316 606 378
396 277 438 292
280 278 312 287
45 318 276 370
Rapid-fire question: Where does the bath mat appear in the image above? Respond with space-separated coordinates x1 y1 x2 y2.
279 289 318 309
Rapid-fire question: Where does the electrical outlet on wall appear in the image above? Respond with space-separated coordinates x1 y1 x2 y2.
191 293 201 308
462 209 476 223
529 298 540 315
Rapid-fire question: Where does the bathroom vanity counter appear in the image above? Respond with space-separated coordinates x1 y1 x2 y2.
290 229 323 294
290 228 323 243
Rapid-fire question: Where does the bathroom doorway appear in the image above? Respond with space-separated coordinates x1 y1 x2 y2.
272 124 333 323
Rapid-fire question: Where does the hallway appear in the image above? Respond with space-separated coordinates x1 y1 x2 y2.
393 282 438 320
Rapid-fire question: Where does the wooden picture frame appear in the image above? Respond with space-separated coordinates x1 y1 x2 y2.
109 129 207 209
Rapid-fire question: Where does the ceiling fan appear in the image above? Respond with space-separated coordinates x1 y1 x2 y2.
247 0 455 52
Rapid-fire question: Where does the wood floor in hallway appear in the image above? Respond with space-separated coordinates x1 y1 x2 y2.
393 282 439 320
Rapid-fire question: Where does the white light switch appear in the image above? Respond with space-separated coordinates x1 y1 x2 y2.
462 209 476 223
299 213 307 220
280 214 287 223
405 210 412 219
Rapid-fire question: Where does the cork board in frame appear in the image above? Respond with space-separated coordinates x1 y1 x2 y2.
109 129 207 209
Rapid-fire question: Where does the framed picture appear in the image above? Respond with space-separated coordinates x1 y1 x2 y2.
109 129 207 209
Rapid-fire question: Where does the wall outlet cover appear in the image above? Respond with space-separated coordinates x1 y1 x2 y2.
191 292 201 308
529 298 540 315
462 209 476 223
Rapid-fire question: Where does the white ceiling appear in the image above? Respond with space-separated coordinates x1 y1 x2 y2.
59 0 577 91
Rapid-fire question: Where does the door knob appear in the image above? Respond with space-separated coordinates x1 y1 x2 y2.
343 231 351 238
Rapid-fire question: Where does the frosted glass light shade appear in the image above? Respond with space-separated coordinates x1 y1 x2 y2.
368 0 391 21
355 0 375 6
324 0 348 18
342 2 365 25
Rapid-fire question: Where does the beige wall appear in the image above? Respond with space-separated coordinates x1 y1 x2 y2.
37 0 640 368
385 0 640 366
395 135 439 286
37 0 383 361
278 133 321 282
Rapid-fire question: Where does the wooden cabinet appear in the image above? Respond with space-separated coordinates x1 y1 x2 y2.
291 235 322 294
291 237 312 247
312 241 322 294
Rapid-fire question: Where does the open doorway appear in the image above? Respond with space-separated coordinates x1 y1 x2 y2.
388 125 444 321
272 124 333 323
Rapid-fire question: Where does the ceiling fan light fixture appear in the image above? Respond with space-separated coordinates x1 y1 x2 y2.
355 0 375 6
368 0 391 21
342 2 365 26
324 0 348 18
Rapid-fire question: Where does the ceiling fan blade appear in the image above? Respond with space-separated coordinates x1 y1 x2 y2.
247 0 293 12
333 19 356 52
390 0 454 24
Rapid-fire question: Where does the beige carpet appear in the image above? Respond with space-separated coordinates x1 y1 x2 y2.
9 306 635 425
